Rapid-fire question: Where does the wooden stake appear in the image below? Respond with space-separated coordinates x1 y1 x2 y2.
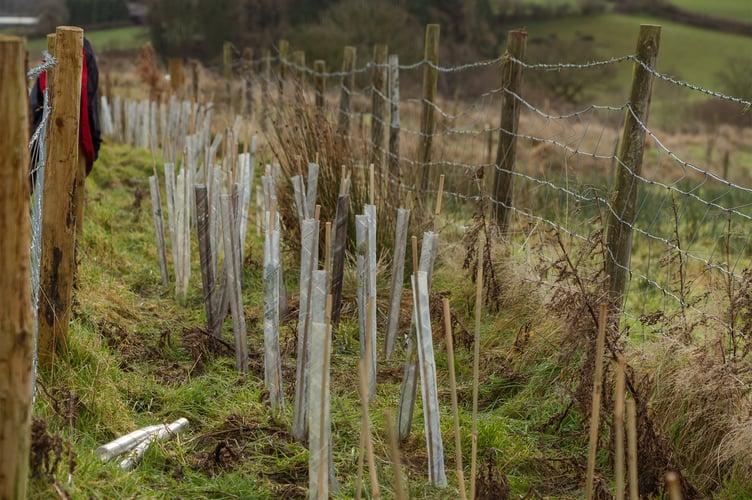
666 471 683 500
435 174 445 216
615 354 626 500
338 46 356 136
418 24 440 194
325 221 332 285
358 359 381 499
434 173 445 233
370 44 388 172
411 236 419 277
384 408 407 500
369 163 375 207
470 256 483 500
443 298 467 500
605 25 662 304
626 399 639 500
492 29 527 230
586 303 609 500
37 26 83 367
0 34 33 500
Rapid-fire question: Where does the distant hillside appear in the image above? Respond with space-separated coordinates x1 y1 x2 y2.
616 0 752 36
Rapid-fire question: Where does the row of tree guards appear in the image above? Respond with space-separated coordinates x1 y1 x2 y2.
1 20 674 499
153 21 659 310
102 21 668 497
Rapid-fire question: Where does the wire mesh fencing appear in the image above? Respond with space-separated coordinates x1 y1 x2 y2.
102 29 752 348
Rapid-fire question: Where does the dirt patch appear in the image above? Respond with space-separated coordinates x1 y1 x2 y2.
30 418 76 495
192 413 306 492
181 326 233 378
475 450 511 500
95 318 158 369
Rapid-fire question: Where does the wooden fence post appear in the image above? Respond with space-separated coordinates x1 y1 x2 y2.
168 57 184 97
370 44 388 176
278 39 289 97
388 54 401 210
190 59 200 102
418 24 439 195
314 59 325 109
0 34 34 500
292 50 305 89
606 25 661 305
37 26 84 367
492 29 527 231
337 46 356 137
262 48 271 131
242 47 254 119
223 41 232 111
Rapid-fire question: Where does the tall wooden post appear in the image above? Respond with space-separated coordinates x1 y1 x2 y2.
314 59 325 109
223 41 232 111
370 44 388 175
262 48 271 131
388 54 401 210
292 50 305 92
37 26 83 368
242 47 254 118
168 57 184 97
337 46 356 136
492 29 527 231
278 39 289 97
190 59 200 102
0 34 34 500
418 24 439 194
605 25 661 304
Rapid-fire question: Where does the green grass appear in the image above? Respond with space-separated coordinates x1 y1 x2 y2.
29 142 583 498
25 25 148 58
506 12 752 103
670 0 752 23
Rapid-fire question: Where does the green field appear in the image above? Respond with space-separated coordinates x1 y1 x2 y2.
25 25 148 58
507 12 752 104
671 0 752 23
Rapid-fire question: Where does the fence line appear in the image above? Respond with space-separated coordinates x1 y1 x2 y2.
100 25 752 345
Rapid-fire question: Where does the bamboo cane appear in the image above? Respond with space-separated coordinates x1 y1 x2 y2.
615 354 626 499
586 303 608 500
384 408 407 500
443 298 467 500
626 399 639 500
470 256 483 500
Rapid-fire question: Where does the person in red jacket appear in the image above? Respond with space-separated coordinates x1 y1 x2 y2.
30 37 102 176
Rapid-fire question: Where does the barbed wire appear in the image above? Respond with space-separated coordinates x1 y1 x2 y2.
28 52 57 406
508 54 634 70
629 57 752 108
105 39 752 342
27 50 57 81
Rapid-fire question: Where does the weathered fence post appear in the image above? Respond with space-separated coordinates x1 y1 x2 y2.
37 26 83 367
0 34 33 500
418 24 440 195
223 41 232 110
314 59 325 109
262 48 271 131
190 59 200 102
168 57 184 97
370 44 388 175
293 50 305 92
388 54 401 210
278 39 289 97
492 29 527 231
606 25 661 305
337 46 356 136
242 47 254 119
